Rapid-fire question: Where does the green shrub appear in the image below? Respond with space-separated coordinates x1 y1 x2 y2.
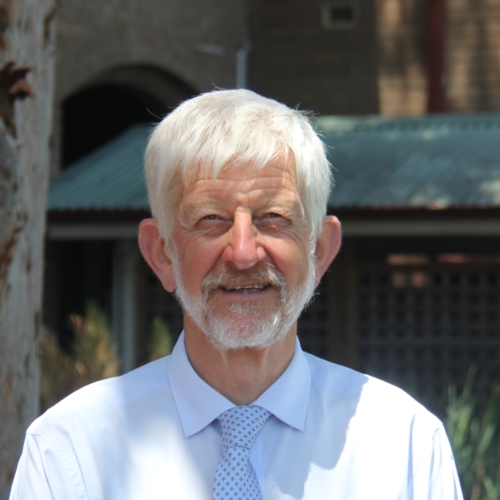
40 306 174 413
148 316 173 361
40 303 119 413
446 369 500 500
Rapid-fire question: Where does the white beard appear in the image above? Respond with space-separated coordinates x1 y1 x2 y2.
172 253 317 350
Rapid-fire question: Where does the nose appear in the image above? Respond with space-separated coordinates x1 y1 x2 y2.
222 212 266 270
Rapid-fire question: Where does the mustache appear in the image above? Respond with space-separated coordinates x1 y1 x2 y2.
201 264 287 293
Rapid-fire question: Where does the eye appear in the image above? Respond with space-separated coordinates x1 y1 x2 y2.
196 213 229 235
259 212 289 229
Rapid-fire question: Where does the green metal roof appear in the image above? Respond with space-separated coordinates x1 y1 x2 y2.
48 125 151 211
318 113 500 209
48 114 500 213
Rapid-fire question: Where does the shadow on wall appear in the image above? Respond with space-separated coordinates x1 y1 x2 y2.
446 0 500 112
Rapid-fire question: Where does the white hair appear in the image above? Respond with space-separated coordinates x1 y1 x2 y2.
144 89 332 244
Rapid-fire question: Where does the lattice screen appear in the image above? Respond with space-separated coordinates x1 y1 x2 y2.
356 265 500 400
297 272 331 358
143 265 183 344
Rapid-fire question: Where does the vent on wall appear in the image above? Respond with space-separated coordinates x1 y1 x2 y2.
321 1 358 29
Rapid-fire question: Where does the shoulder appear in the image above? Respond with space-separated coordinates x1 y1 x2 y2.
305 352 442 432
28 356 172 437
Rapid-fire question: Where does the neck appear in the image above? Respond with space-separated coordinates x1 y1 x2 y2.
183 315 297 406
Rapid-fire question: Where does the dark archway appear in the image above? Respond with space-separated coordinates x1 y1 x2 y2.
62 84 164 167
61 65 196 167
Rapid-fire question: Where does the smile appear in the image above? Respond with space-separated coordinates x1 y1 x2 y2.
220 284 270 292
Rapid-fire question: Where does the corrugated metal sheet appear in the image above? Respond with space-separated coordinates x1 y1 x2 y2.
317 113 500 209
48 125 151 211
48 114 500 212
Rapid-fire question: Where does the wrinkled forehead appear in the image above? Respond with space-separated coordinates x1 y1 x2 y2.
182 147 299 190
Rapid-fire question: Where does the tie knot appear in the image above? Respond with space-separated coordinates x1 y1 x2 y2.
218 405 270 450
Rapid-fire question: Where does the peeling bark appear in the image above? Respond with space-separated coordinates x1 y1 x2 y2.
0 0 56 496
0 62 35 137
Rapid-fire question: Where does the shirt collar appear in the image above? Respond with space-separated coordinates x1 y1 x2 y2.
168 331 311 438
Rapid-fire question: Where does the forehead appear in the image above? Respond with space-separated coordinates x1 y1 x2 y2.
181 155 300 203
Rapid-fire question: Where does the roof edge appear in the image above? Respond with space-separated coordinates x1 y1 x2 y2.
47 209 151 224
330 206 500 219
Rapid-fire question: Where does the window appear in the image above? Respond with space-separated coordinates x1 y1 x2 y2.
321 1 358 30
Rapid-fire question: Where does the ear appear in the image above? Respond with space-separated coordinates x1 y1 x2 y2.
313 216 342 287
138 218 177 292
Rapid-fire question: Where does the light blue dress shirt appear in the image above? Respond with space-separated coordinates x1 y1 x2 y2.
11 332 463 499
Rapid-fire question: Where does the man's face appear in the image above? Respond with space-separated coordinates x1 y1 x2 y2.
169 155 316 349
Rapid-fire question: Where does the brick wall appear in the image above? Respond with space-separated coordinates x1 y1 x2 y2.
248 0 380 115
375 0 427 116
375 0 500 116
54 0 500 129
51 0 247 173
446 0 500 112
56 0 247 103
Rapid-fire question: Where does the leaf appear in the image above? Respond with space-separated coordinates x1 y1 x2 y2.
483 477 499 500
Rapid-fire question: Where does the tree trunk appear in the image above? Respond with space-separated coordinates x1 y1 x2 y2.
0 0 56 496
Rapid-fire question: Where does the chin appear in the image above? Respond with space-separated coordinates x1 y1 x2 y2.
202 311 292 351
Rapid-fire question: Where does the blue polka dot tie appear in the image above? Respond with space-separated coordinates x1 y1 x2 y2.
213 405 271 500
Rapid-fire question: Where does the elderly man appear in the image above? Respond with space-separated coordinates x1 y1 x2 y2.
11 90 463 499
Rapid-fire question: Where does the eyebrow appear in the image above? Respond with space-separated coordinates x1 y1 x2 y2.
182 195 301 215
258 196 300 213
180 198 227 216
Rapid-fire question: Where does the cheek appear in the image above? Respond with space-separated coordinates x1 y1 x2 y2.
269 239 311 282
176 238 223 290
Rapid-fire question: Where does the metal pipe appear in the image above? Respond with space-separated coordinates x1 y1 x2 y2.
236 38 252 89
426 0 447 113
